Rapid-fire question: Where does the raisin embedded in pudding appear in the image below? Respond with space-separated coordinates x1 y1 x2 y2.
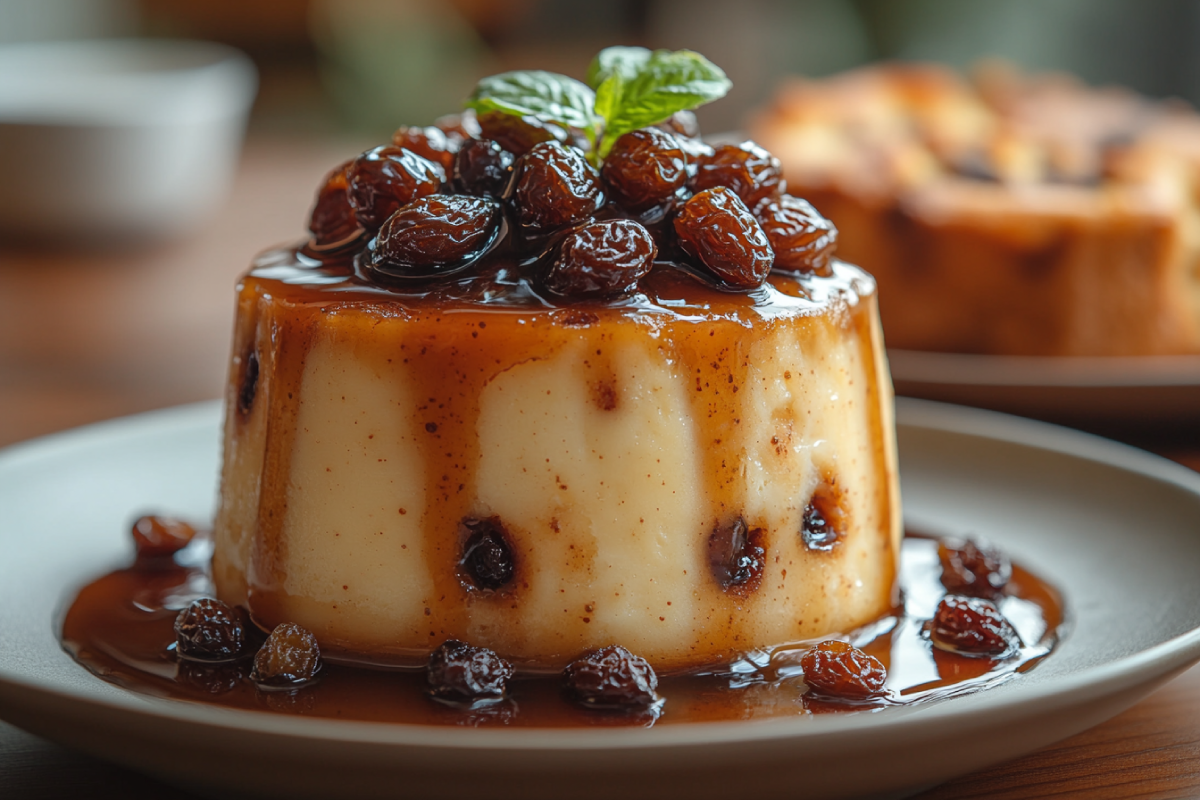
210 47 901 675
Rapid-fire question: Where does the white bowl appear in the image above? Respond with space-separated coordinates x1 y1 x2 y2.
0 39 257 241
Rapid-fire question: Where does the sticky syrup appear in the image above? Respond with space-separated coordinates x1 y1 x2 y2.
60 531 1063 727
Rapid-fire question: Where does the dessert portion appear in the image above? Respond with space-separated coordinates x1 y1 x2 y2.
211 48 901 676
753 63 1200 357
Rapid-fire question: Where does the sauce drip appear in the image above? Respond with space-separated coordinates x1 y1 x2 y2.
60 532 1063 727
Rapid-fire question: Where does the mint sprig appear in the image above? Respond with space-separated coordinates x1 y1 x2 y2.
465 48 731 164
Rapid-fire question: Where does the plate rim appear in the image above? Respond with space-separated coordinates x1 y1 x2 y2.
4 398 1200 753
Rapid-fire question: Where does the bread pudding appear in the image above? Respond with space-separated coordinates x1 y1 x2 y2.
753 62 1200 356
211 49 901 674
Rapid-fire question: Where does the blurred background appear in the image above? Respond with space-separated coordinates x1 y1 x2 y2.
5 0 1200 448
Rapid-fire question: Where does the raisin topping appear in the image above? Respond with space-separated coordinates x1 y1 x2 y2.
512 141 604 236
545 219 657 298
938 538 1012 600
563 645 660 709
477 110 570 157
460 516 515 591
435 109 482 140
691 141 785 209
367 194 502 279
755 195 839 276
675 188 774 289
928 595 1021 658
454 139 515 197
347 145 445 230
800 640 888 699
708 517 765 591
601 128 688 214
174 598 246 662
251 622 323 688
426 639 514 704
131 515 196 560
237 347 259 418
656 109 701 139
307 159 362 248
391 125 461 173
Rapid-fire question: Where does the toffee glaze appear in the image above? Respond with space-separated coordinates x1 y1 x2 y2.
61 532 1063 727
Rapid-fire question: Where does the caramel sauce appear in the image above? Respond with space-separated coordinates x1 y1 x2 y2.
61 532 1063 727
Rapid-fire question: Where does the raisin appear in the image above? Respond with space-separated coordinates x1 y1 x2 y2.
938 539 1011 600
928 595 1020 658
656 109 700 139
601 128 688 213
800 481 845 551
367 194 502 279
755 195 838 276
674 188 774 289
174 598 245 662
347 145 445 230
691 141 785 208
460 516 514 591
435 109 482 140
512 141 604 236
426 639 514 704
545 219 656 298
708 517 764 591
307 160 362 248
477 110 570 157
237 347 258 418
251 622 323 688
563 645 660 709
131 515 196 560
391 125 460 173
454 139 515 197
800 640 888 699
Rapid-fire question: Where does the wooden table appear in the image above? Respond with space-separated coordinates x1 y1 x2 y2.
3 135 1200 799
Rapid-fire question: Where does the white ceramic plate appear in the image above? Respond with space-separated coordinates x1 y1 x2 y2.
3 399 1200 800
889 349 1200 425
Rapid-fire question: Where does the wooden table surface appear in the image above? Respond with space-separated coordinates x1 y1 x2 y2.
3 135 1200 800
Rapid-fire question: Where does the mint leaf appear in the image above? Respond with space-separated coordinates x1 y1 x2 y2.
586 46 650 89
595 49 731 158
467 70 599 141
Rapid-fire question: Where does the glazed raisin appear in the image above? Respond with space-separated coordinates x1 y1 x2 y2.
132 515 196 560
513 141 604 236
251 622 323 688
347 145 444 230
708 517 764 591
391 125 460 173
427 639 514 703
800 503 838 551
692 141 785 208
601 128 688 213
307 160 361 248
368 194 502 279
476 110 569 157
563 645 660 709
656 109 700 139
545 219 656 298
800 640 888 699
674 187 774 289
454 139 515 197
938 539 1011 600
755 195 838 275
435 109 482 140
174 598 245 662
928 596 1020 658
460 516 514 591
237 347 258 418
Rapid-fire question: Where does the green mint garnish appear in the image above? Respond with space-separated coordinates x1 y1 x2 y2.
465 47 731 164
